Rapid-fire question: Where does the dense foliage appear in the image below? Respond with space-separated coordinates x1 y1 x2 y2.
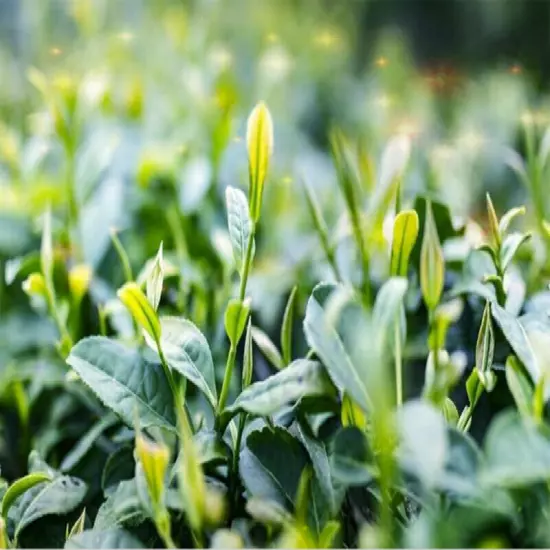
2 2 550 549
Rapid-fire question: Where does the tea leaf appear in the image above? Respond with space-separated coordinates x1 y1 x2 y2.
303 283 371 411
225 298 251 348
420 201 445 311
146 242 164 311
242 318 254 388
219 360 335 431
145 316 217 407
67 336 176 432
1 473 51 519
505 355 534 419
281 286 297 365
226 186 254 275
499 206 526 236
10 476 87 538
251 326 284 371
481 410 550 487
475 302 495 375
65 528 145 549
500 232 531 272
61 413 119 472
485 193 501 250
331 427 373 486
390 209 419 277
247 102 273 223
240 427 308 509
117 282 161 342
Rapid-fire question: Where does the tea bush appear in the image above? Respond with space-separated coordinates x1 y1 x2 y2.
2 2 550 549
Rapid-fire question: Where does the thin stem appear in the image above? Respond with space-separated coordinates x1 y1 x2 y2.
394 321 403 407
238 225 256 302
216 344 237 418
110 230 133 283
230 412 247 511
350 210 371 307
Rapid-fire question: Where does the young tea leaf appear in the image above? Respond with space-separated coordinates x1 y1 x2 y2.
281 286 297 366
475 301 495 376
420 201 445 311
117 282 161 342
225 186 254 275
251 326 284 371
247 102 273 223
224 298 251 348
146 241 164 311
390 209 419 277
1 473 51 519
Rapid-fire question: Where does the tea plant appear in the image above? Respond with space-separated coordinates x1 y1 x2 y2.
0 88 547 550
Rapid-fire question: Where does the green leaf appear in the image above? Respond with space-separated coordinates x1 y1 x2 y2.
240 427 309 509
303 283 371 411
420 201 445 311
398 400 448 488
9 476 87 538
65 528 144 549
219 360 335 431
146 241 164 311
372 277 408 354
94 480 145 529
247 102 273 223
281 286 298 365
369 135 411 228
242 318 254 389
475 301 495 376
499 206 526 235
481 410 550 487
101 447 135 496
390 209 419 277
61 414 119 472
251 326 284 371
466 368 483 407
1 473 51 519
437 428 481 497
67 336 176 432
117 282 161 342
224 298 251 348
505 355 534 419
194 430 231 467
331 427 373 486
146 316 217 407
485 193 501 249
291 421 336 514
500 232 531 272
225 186 254 274
491 305 540 385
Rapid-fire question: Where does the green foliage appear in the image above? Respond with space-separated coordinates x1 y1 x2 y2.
2 4 550 548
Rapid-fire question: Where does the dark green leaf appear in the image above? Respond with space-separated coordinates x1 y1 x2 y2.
65 528 144 549
67 337 176 432
331 427 373 486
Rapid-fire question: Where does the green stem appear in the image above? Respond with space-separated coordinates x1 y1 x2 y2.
110 231 133 283
350 210 371 307
216 344 237 418
238 224 256 302
216 227 256 421
230 412 247 511
394 321 403 407
65 145 80 261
